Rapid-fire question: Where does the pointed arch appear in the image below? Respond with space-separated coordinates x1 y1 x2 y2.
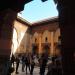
32 32 39 43
42 30 51 43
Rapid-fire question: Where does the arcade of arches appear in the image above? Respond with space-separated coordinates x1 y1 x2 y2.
12 16 61 57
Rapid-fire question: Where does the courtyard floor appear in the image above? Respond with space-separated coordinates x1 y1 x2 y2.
11 63 48 75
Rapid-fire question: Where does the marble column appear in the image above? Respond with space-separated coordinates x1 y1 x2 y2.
50 32 54 56
0 9 17 75
38 33 42 55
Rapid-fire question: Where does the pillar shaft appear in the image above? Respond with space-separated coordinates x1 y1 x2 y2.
57 0 75 75
0 9 17 75
39 34 42 55
50 32 54 56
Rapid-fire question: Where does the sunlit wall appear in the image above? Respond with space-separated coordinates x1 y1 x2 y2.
11 20 28 54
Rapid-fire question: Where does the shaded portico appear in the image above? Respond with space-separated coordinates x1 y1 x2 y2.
54 0 75 75
0 0 75 75
0 0 32 75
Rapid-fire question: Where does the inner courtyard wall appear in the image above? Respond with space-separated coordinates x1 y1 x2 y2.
30 20 60 56
13 17 60 56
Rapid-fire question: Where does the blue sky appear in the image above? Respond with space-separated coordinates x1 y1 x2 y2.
18 0 58 23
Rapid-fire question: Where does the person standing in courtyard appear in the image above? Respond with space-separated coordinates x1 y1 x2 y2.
39 53 48 75
21 54 26 72
30 55 35 75
11 54 15 67
25 53 31 74
15 54 20 74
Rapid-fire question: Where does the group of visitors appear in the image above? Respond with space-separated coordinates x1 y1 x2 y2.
10 52 63 75
10 53 36 75
47 56 63 75
21 53 35 75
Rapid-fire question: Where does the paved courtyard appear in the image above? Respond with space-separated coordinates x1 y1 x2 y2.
11 63 48 75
